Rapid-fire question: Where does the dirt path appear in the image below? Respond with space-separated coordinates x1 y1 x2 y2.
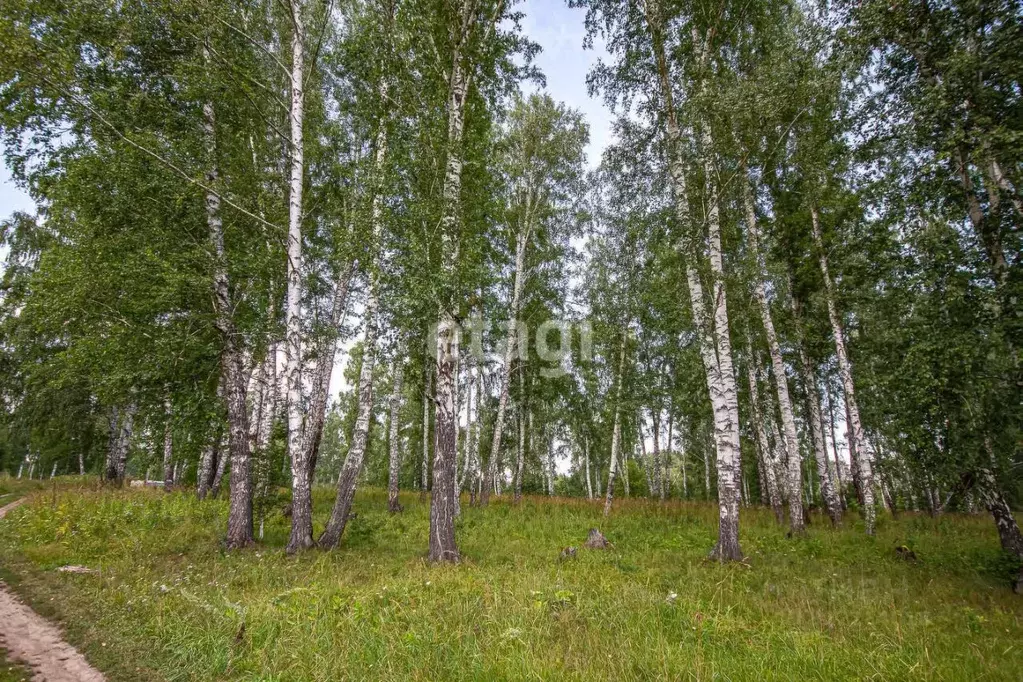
0 497 106 682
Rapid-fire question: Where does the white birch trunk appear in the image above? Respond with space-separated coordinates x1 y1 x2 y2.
201 47 253 546
303 263 356 482
810 205 875 535
319 96 389 547
283 0 312 553
421 365 430 494
513 408 526 502
745 349 784 523
105 406 120 481
387 356 405 512
665 412 674 496
485 226 529 505
696 83 743 560
162 399 174 490
584 436 593 500
641 0 742 559
799 350 842 525
603 331 627 516
319 291 380 548
429 0 492 562
653 410 664 500
639 415 654 495
742 173 804 532
115 401 137 482
546 428 555 496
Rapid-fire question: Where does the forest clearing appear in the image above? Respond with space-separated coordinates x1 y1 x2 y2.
0 479 1020 681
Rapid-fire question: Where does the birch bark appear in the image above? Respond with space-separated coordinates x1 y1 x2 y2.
652 410 664 500
797 349 842 525
283 0 312 553
641 0 742 559
745 348 784 523
513 406 526 503
810 205 875 535
977 467 1023 592
203 81 252 546
639 415 653 495
162 399 174 490
742 172 804 532
603 330 627 516
303 262 356 482
485 222 530 505
197 439 215 500
319 86 389 548
387 356 405 512
429 0 491 562
115 401 137 482
105 406 120 482
546 427 556 496
421 365 430 496
584 436 593 500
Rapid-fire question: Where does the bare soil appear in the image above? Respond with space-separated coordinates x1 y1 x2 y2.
0 498 105 682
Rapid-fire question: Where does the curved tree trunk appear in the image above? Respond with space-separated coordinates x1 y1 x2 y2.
977 468 1023 592
318 107 388 547
303 263 356 485
484 232 528 505
810 205 875 535
742 172 804 532
318 292 380 548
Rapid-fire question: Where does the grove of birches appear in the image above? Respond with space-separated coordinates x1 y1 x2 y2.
0 0 1020 588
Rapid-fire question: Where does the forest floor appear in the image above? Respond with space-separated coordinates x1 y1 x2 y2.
0 479 1020 681
0 489 106 681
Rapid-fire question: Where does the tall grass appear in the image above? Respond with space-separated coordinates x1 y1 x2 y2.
0 482 1020 680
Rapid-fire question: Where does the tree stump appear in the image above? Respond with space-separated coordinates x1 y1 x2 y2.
895 545 917 562
583 528 612 550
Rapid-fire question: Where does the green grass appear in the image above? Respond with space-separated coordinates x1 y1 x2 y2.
0 475 46 502
0 481 1020 681
0 649 32 682
0 475 51 682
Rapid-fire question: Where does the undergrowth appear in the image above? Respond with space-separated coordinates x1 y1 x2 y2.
0 481 1020 680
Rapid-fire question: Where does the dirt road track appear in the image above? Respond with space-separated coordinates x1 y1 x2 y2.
0 497 106 681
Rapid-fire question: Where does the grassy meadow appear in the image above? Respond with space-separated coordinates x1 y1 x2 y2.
0 649 31 682
0 479 1020 681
